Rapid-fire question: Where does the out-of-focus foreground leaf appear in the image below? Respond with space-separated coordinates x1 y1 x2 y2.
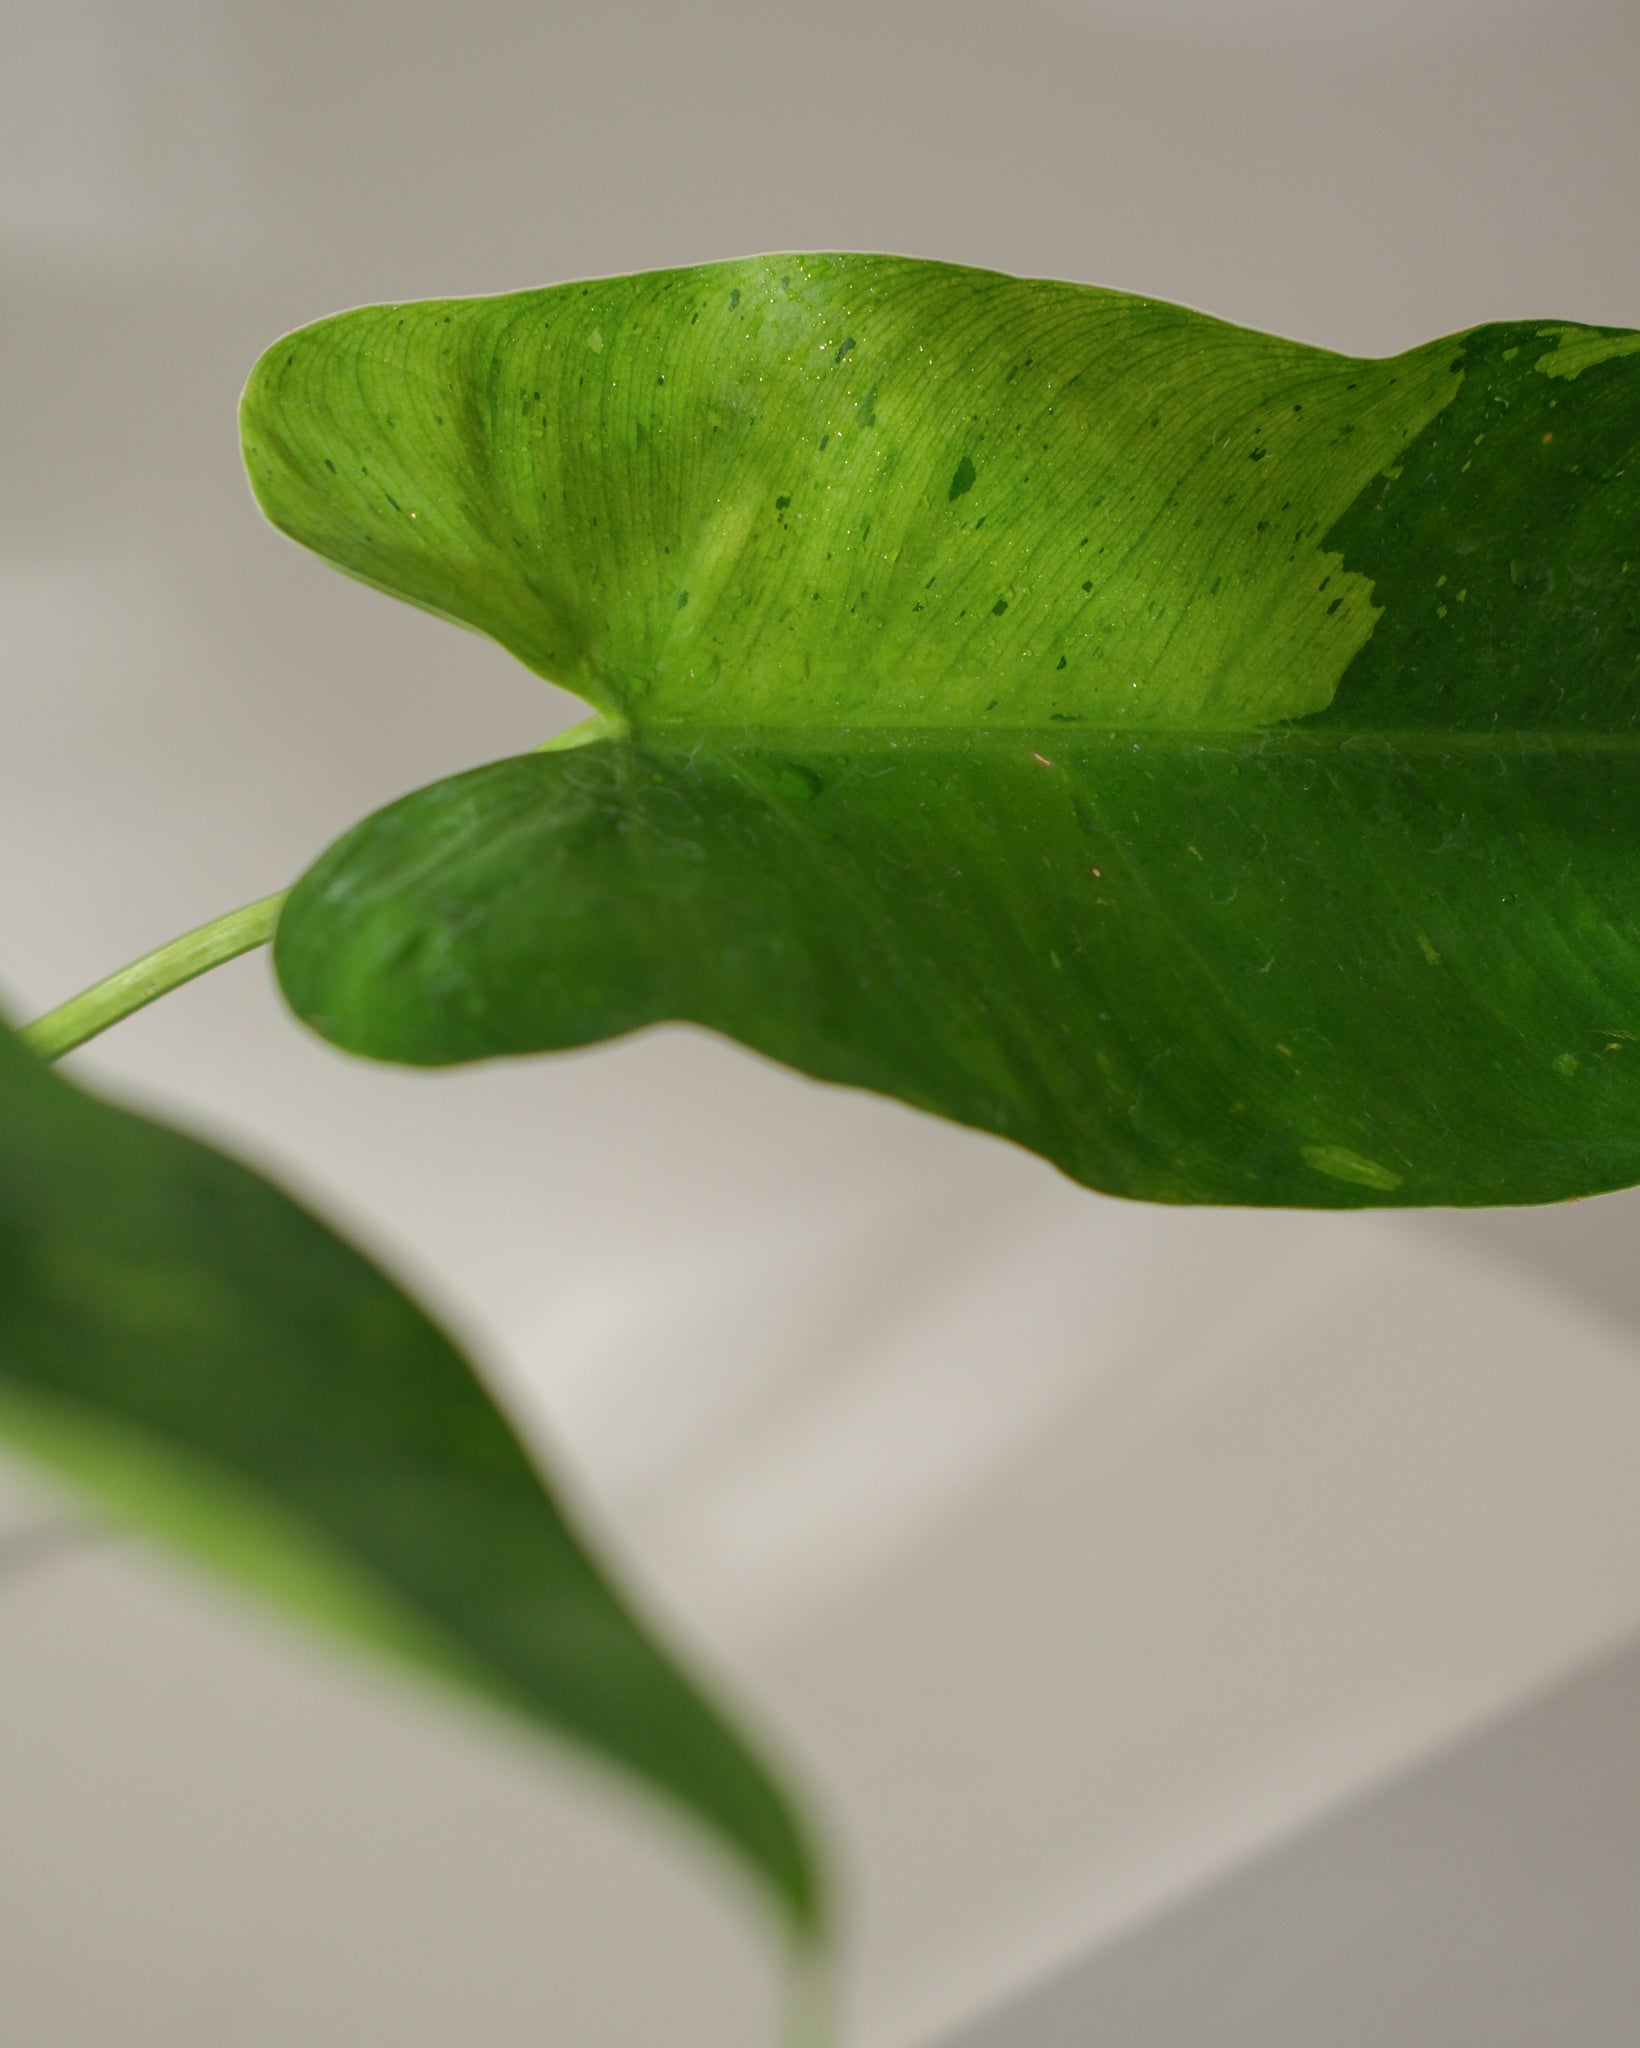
245 255 1640 1206
0 1011 821 1935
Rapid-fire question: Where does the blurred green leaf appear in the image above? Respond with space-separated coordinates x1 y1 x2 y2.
0 1011 821 1935
245 255 1640 1205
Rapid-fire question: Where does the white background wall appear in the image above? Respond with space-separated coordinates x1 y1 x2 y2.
4 3 1640 2043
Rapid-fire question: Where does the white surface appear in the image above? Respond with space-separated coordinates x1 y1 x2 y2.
1042 0 1593 51
4 1 1640 2043
942 1630 1640 2048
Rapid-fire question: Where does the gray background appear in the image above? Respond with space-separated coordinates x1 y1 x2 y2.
5 1 1640 2043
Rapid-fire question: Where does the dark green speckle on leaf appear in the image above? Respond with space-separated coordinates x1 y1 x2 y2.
949 455 977 500
774 764 824 803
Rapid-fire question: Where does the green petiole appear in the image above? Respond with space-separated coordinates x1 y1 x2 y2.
23 891 290 1064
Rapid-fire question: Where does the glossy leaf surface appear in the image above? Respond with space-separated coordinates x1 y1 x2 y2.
0 1013 820 1930
245 256 1640 1206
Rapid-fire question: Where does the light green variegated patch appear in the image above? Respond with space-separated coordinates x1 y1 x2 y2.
243 258 1461 733
1534 323 1640 382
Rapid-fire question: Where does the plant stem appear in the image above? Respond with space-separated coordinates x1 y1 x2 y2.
23 890 290 1063
781 1939 835 2048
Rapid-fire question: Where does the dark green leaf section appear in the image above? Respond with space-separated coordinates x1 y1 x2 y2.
277 733 1640 1208
1311 322 1640 732
245 256 1640 1208
0 1014 820 1929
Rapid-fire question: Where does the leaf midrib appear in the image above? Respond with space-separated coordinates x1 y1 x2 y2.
599 724 1640 751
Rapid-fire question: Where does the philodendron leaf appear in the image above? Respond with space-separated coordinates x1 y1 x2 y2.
244 255 1640 1207
0 1011 820 1937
